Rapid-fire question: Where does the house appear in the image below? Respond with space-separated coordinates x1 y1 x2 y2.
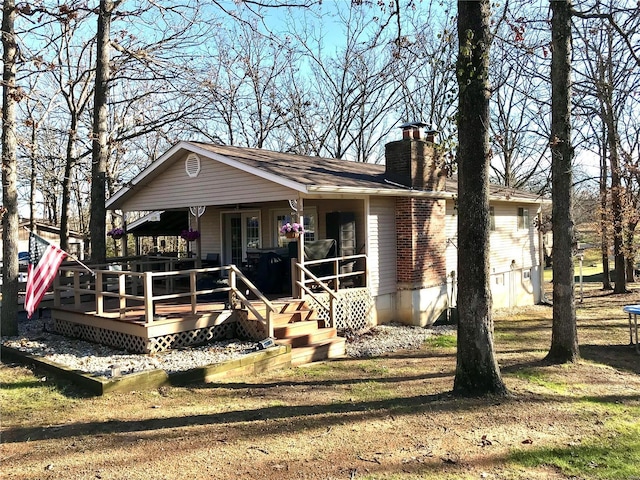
0 220 85 262
106 122 545 328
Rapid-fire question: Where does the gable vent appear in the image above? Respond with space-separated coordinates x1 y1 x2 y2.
185 153 201 177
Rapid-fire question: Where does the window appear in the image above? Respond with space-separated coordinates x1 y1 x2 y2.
274 208 316 247
517 207 529 230
490 206 496 231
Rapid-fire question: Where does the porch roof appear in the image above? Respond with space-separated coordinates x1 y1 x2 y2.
126 210 188 236
106 141 545 210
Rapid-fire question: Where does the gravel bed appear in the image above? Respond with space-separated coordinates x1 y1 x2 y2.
1 314 456 379
344 322 456 358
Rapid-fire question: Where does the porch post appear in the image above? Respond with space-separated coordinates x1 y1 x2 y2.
196 211 202 268
296 196 305 298
122 210 129 257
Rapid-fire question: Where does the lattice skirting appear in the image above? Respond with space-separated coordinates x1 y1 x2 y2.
53 318 237 354
235 311 268 341
305 288 374 331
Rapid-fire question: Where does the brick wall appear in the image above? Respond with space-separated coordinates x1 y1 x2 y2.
396 197 446 287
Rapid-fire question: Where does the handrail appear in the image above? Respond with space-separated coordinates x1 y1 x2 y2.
54 263 275 338
228 264 276 338
294 263 337 327
293 253 368 329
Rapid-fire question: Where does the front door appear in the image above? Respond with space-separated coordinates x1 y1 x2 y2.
223 212 260 267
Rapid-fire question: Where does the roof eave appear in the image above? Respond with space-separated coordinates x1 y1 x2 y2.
307 185 456 198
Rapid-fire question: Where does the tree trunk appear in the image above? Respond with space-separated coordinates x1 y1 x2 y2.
624 222 637 282
600 143 612 289
60 116 78 253
89 0 114 264
608 123 626 293
1 0 20 335
546 0 579 364
453 0 507 397
29 120 37 231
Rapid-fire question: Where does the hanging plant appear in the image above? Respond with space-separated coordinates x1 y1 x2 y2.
280 222 304 239
181 229 200 242
107 227 125 240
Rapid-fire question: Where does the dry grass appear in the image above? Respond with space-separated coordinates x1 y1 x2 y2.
1 283 639 480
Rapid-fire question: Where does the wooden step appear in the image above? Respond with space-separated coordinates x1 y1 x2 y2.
248 301 316 324
271 310 316 326
290 337 346 366
274 320 321 338
277 300 311 313
276 327 337 348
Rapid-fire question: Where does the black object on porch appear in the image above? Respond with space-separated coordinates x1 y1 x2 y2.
255 251 287 294
288 239 337 279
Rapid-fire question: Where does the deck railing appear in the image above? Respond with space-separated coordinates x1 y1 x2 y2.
294 253 367 328
53 264 276 337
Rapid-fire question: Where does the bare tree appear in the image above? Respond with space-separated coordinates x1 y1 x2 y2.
546 0 579 364
574 5 640 292
391 3 458 154
195 18 297 149
1 0 20 335
286 4 401 161
14 66 60 230
51 9 95 251
88 0 118 263
453 0 507 396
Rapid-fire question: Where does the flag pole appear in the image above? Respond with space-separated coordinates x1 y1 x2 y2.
24 227 95 276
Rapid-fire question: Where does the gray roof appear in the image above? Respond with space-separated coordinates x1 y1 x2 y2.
190 142 396 192
107 141 545 208
190 142 544 202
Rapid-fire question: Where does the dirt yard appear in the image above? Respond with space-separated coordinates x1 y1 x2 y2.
1 284 639 480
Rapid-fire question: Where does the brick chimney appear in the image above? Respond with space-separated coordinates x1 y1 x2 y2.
387 122 448 326
385 121 444 191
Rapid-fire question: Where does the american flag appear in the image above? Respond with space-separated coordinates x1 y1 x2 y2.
25 232 68 318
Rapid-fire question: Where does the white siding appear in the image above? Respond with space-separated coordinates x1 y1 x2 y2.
199 208 222 256
489 202 541 307
489 202 540 274
368 196 397 296
121 153 296 212
443 200 542 309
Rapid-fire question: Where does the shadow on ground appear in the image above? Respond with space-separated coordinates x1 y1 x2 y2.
580 343 640 375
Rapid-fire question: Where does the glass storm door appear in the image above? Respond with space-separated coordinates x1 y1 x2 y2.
224 212 260 267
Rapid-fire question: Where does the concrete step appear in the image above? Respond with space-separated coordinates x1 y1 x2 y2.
276 327 338 348
290 337 346 366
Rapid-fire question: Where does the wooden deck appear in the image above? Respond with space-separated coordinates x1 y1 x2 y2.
48 256 371 362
